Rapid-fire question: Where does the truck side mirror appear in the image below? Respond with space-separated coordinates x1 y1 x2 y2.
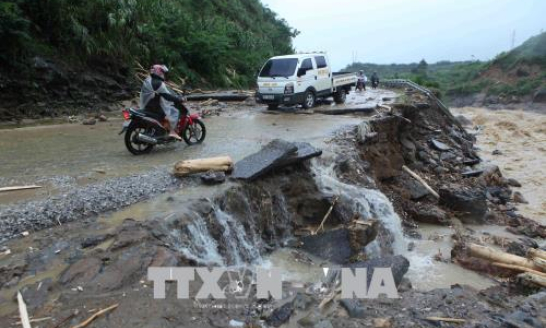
297 68 307 77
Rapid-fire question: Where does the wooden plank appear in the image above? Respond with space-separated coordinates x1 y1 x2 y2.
0 185 42 193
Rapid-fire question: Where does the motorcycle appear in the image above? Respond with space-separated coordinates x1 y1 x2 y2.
119 103 206 155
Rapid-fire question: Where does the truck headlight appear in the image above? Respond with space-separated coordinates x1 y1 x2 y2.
284 83 294 94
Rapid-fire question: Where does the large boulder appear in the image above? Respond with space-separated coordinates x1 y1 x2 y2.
439 186 487 223
300 223 378 264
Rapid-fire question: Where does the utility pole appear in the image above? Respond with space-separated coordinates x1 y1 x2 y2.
510 30 516 50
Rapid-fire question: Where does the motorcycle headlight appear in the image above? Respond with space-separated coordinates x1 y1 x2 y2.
284 83 294 94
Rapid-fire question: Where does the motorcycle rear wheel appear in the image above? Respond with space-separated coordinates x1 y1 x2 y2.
182 119 206 145
125 125 155 155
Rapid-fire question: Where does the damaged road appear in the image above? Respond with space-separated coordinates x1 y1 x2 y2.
1 87 545 327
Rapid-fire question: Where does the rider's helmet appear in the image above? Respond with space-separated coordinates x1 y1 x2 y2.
151 64 169 79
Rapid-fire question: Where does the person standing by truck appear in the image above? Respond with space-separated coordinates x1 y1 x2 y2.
356 70 367 92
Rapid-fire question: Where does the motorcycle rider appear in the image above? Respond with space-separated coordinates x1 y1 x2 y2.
357 70 367 91
139 64 184 140
371 71 380 89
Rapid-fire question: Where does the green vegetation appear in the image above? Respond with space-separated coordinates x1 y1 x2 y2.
0 0 298 87
344 32 546 101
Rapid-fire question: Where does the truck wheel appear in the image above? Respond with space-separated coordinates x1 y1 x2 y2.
267 104 279 110
302 91 316 109
334 90 347 104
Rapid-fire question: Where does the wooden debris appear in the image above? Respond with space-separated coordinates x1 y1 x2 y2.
174 156 233 177
468 244 543 272
517 272 546 288
527 248 546 261
0 185 42 193
314 196 339 235
490 262 546 277
402 165 439 199
17 292 31 328
15 317 51 325
70 303 118 328
425 317 465 324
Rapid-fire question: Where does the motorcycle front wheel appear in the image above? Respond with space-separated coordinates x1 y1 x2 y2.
182 119 206 145
124 125 155 155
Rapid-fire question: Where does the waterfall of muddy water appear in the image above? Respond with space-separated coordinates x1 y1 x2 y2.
166 206 263 267
310 161 407 255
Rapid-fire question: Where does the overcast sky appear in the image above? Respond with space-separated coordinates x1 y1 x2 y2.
261 0 546 70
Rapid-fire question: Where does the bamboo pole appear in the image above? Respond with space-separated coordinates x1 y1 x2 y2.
468 244 543 272
517 272 546 288
17 292 31 328
314 196 339 235
490 262 546 277
527 248 546 261
0 185 42 193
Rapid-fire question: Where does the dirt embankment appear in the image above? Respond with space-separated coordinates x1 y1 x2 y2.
0 57 135 121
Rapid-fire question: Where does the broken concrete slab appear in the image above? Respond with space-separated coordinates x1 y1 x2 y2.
278 142 323 166
232 140 321 181
232 139 297 180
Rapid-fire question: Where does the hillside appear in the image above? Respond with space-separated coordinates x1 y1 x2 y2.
345 32 546 105
0 0 297 120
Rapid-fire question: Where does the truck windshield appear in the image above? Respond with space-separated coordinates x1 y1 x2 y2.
259 58 298 78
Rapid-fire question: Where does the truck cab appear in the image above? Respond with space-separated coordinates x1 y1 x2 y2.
256 54 356 110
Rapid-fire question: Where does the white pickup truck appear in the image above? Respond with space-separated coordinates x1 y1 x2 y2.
256 53 357 110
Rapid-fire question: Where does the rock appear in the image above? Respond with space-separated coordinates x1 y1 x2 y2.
232 139 297 180
532 88 546 103
372 318 393 328
440 152 456 162
200 171 226 185
301 224 378 264
439 186 487 223
492 149 503 155
513 191 528 204
349 255 410 287
455 114 473 127
486 186 512 204
82 118 97 125
402 178 429 200
81 235 110 249
506 178 522 188
60 257 102 285
97 114 108 122
340 299 366 318
408 204 450 225
315 320 334 328
400 137 416 151
430 139 450 152
266 301 294 327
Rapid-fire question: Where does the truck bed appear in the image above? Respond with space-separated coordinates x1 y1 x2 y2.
332 72 357 88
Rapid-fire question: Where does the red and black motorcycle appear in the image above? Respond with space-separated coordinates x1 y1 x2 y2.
120 103 206 155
